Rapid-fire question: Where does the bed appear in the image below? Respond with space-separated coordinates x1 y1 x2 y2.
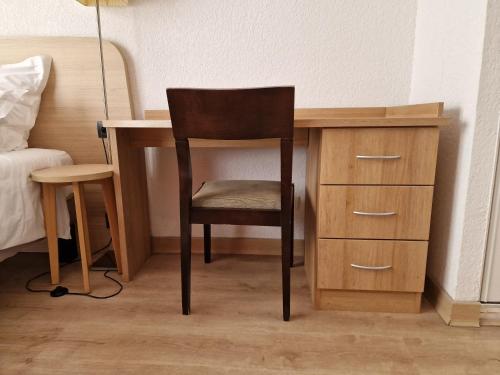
0 149 73 251
0 37 132 259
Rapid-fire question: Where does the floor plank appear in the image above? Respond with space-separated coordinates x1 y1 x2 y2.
1 253 500 374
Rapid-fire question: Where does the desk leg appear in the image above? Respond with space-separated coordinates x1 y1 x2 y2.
109 128 151 281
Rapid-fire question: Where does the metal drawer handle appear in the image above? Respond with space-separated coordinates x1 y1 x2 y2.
356 155 401 160
353 211 396 216
351 264 392 271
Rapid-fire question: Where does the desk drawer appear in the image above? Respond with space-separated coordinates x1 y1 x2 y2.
317 239 428 292
320 127 439 185
318 185 433 240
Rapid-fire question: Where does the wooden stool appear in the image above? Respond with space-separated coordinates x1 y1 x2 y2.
31 164 122 293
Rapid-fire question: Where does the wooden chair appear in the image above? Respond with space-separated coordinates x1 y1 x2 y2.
31 164 122 293
167 87 295 321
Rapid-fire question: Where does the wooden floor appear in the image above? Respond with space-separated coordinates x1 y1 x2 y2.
1 253 500 374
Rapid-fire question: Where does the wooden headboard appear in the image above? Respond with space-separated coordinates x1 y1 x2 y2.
0 37 133 163
0 37 133 249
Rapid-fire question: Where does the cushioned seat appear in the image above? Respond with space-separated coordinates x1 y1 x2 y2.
192 180 281 210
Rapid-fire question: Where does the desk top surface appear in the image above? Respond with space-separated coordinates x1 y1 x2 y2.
104 102 450 129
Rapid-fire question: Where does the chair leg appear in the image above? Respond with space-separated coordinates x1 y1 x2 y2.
290 194 295 268
41 184 59 285
181 219 192 315
101 178 123 274
282 219 292 321
204 224 211 264
73 182 91 294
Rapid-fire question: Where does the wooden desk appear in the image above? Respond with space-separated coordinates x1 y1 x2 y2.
104 102 449 313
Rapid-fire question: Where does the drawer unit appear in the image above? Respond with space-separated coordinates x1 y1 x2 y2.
320 127 439 185
304 124 441 314
318 185 434 240
317 239 428 292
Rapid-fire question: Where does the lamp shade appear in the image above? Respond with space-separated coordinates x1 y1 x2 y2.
76 0 128 6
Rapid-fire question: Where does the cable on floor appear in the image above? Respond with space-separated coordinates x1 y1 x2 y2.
25 239 123 299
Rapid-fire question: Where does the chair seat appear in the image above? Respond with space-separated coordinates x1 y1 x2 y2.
192 180 281 210
31 164 113 184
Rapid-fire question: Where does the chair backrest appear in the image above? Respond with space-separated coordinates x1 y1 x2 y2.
167 87 294 140
167 87 295 214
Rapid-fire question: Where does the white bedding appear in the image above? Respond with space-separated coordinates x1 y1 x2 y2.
0 148 73 251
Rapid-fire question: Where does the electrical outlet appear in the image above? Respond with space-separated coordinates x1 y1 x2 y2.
97 121 107 139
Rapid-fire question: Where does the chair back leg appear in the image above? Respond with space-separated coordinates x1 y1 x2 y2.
290 192 295 268
204 224 211 264
281 219 292 321
181 220 192 315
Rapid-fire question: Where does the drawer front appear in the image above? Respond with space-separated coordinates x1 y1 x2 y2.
318 185 433 240
320 127 439 185
317 239 428 292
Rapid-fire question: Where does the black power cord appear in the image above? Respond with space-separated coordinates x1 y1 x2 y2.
25 240 123 299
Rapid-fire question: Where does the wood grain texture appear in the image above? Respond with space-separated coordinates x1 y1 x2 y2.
2 253 500 374
0 37 132 163
109 128 151 282
318 289 422 313
142 103 450 128
167 87 295 320
304 129 321 306
106 119 309 148
0 37 133 254
31 164 114 184
41 184 59 285
101 178 123 275
480 305 500 327
385 102 444 118
318 185 434 240
320 127 439 185
317 239 428 292
73 182 92 293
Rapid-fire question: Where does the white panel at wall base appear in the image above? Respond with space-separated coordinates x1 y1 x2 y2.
1 0 417 239
482 119 500 302
409 0 489 300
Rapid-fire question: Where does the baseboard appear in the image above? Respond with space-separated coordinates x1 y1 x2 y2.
480 304 500 326
152 236 305 257
424 277 481 327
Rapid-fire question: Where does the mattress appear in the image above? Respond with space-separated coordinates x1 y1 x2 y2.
0 148 73 251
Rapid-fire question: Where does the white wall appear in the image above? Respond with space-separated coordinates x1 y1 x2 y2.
409 0 492 300
0 0 417 239
463 0 500 301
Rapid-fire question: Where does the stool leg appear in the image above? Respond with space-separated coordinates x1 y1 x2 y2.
101 178 123 274
73 182 91 293
41 184 59 285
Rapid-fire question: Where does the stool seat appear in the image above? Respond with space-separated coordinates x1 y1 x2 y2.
31 164 114 183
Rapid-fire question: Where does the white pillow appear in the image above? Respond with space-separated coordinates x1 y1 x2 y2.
0 55 52 152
